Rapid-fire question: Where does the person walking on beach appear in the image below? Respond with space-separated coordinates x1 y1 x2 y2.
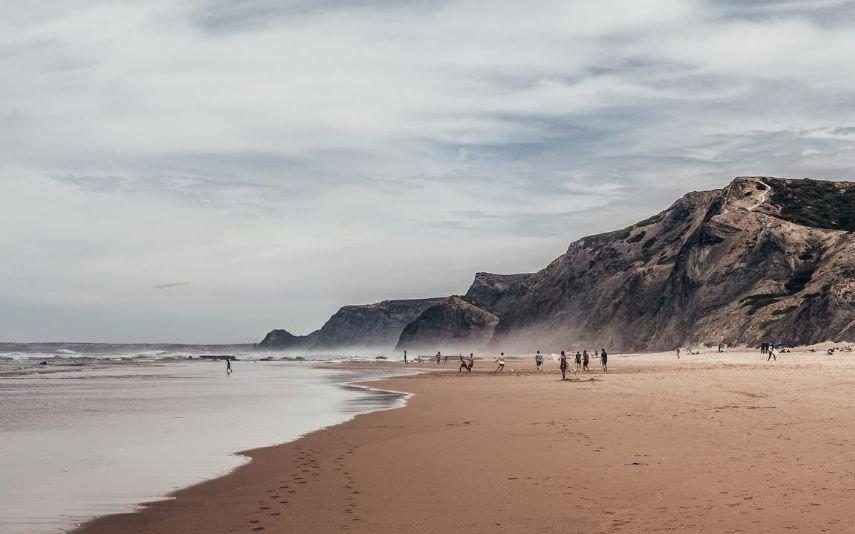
582 350 590 372
535 350 544 371
575 351 582 371
676 347 681 359
559 351 568 380
767 343 776 361
600 348 608 373
494 353 506 373
226 358 232 374
458 354 467 373
403 350 408 364
467 353 475 372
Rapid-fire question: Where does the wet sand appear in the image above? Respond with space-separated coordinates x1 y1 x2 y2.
76 348 855 533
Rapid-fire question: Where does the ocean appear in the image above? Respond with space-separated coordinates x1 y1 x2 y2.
0 344 409 534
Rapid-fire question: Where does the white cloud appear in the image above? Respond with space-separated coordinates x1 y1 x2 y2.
2 0 855 341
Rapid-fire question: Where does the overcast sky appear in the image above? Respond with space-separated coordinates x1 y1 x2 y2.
2 0 855 343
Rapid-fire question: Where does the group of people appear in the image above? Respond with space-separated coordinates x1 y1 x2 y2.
405 348 609 378
558 349 608 379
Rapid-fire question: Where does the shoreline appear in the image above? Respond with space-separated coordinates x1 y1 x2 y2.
68 362 418 534
73 369 421 534
74 349 855 533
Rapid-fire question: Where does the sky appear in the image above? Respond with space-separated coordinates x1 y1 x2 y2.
2 0 855 343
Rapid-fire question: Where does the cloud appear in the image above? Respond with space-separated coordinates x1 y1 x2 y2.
2 0 855 342
151 282 191 290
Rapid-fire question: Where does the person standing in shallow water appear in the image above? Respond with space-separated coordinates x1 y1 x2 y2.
559 351 568 380
403 350 408 364
436 352 441 365
600 348 608 373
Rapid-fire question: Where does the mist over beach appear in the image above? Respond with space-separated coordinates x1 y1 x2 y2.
2 0 855 533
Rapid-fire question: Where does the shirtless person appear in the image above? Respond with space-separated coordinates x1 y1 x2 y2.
600 348 608 373
494 353 505 373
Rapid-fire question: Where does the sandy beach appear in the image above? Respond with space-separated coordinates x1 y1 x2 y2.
75 348 855 533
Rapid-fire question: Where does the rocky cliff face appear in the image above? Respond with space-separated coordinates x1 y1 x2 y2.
488 177 854 351
310 298 443 349
464 272 535 314
395 296 499 352
258 329 303 349
258 298 442 350
260 177 854 353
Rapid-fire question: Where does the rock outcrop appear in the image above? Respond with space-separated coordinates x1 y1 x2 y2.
258 298 442 350
310 298 443 349
260 177 855 353
487 177 855 351
258 329 304 349
395 296 499 352
464 272 535 314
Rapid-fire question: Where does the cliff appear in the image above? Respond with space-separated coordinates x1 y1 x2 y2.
260 177 855 353
395 296 499 352
487 177 854 351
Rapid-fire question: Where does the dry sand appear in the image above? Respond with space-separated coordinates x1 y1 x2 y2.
76 347 855 533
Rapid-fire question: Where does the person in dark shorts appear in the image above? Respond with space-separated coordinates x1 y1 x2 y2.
403 350 408 364
458 354 467 373
575 351 582 371
559 351 568 380
467 353 475 372
582 350 589 372
226 358 232 374
436 352 441 364
535 350 544 371
600 348 608 373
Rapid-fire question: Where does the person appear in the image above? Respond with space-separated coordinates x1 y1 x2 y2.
226 358 232 374
494 353 505 373
443 354 448 365
436 352 441 365
760 342 767 354
600 348 608 373
676 347 681 359
458 354 467 373
575 351 582 371
403 350 408 364
582 350 590 372
767 343 776 362
559 351 568 380
535 350 544 371
467 353 475 372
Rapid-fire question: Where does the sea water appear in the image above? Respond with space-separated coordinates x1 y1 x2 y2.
0 347 409 534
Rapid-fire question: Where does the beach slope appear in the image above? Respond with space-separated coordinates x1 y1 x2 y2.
77 350 855 533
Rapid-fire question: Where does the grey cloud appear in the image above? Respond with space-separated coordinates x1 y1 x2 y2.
151 282 191 289
3 0 855 342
